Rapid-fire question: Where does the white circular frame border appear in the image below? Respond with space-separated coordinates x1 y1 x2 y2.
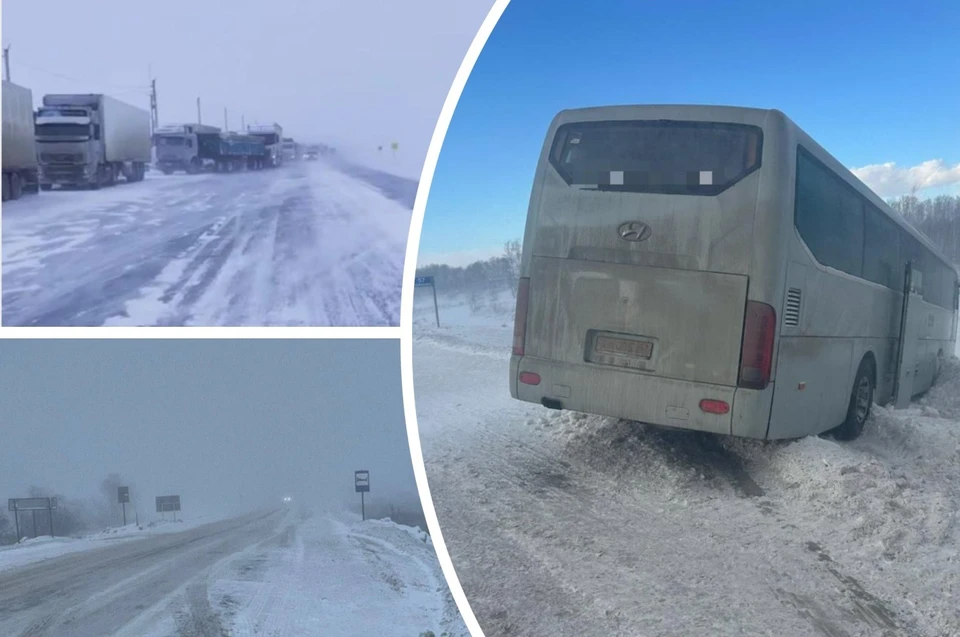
400 1 511 636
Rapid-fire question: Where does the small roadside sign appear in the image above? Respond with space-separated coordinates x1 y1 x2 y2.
118 486 130 526
355 470 370 521
156 495 181 521
355 470 370 493
8 497 57 542
414 276 440 327
9 497 57 511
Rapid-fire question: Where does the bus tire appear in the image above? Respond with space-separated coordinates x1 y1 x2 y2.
833 358 874 441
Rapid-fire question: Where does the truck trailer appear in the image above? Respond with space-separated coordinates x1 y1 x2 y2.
247 124 284 168
35 94 151 189
2 81 40 201
154 124 268 174
281 137 300 162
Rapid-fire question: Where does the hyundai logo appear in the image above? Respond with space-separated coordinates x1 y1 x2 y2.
617 221 652 242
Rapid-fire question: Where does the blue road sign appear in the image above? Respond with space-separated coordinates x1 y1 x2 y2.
414 276 434 287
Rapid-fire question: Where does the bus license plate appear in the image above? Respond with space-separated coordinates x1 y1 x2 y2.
594 335 653 360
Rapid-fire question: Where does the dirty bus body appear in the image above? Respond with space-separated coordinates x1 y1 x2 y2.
510 105 959 441
35 94 151 189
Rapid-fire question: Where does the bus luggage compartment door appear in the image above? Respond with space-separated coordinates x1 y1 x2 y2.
893 262 923 409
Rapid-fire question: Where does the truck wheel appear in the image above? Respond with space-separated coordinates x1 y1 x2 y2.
832 358 875 441
10 173 23 200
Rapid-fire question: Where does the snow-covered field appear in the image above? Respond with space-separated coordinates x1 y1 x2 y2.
2 159 413 326
0 515 222 574
412 290 960 637
0 507 466 637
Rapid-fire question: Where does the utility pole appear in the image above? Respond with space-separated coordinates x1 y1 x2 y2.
3 45 10 82
196 97 202 124
241 114 245 133
223 107 228 132
149 78 158 135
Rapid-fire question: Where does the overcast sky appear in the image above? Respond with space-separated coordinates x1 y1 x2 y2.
0 339 415 521
1 0 493 177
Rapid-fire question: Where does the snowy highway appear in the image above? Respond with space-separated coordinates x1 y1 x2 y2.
412 295 960 637
1 159 414 326
0 508 466 637
0 510 284 637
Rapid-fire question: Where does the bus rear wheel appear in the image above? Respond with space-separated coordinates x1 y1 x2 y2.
832 359 874 441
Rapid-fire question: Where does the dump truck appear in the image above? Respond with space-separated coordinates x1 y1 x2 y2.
35 94 151 189
247 123 284 167
154 124 267 174
2 81 40 201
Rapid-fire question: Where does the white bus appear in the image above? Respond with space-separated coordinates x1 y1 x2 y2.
510 105 959 441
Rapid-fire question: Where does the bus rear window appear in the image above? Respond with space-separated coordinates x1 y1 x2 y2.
548 120 763 195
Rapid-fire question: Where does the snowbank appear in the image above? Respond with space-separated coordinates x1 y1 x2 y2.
206 512 468 637
0 515 224 573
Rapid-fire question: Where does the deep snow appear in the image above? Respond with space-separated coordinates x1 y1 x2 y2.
2 159 413 326
412 289 960 637
202 510 467 637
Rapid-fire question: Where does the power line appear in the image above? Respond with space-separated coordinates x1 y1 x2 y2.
13 58 149 91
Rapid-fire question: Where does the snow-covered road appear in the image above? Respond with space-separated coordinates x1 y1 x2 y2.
412 294 960 637
2 160 413 326
0 510 284 637
0 507 466 637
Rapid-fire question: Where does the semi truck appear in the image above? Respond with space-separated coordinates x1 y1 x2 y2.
247 123 284 167
2 81 40 201
35 94 151 190
281 137 300 162
154 124 268 174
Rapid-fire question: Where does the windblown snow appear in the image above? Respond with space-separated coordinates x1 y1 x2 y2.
2 159 413 327
412 288 960 637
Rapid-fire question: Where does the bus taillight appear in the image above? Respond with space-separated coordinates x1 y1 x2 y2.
513 277 531 356
738 301 776 390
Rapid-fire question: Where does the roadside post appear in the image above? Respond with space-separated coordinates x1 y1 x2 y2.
355 470 370 521
414 276 440 328
118 486 130 526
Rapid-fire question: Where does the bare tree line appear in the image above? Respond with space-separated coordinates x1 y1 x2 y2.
888 194 960 266
416 239 521 297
